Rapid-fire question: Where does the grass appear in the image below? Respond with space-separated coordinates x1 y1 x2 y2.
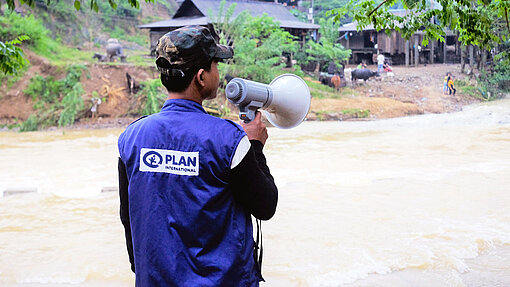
0 63 29 90
455 78 486 101
304 78 358 99
315 110 334 121
342 108 370 118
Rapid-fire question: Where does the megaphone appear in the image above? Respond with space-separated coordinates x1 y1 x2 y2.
225 74 311 129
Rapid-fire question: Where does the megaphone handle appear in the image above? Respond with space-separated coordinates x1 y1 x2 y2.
239 101 263 123
239 107 256 123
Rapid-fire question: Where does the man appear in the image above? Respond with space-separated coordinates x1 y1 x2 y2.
377 53 385 73
117 26 278 286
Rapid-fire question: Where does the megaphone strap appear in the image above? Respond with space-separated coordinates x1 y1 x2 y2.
254 218 265 281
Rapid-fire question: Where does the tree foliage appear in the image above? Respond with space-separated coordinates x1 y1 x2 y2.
230 14 299 82
210 0 300 83
0 35 29 75
306 17 351 69
300 0 351 24
329 0 509 50
208 0 246 47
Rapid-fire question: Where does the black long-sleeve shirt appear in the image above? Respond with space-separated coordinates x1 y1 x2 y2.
118 140 278 273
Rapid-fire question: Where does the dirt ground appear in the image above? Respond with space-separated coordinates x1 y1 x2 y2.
0 52 479 129
307 64 478 121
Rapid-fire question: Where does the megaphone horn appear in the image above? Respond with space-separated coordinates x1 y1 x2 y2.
225 74 311 129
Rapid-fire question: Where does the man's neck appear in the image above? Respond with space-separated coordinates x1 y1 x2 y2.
167 86 203 105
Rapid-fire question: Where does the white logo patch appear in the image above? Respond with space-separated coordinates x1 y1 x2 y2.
140 148 199 176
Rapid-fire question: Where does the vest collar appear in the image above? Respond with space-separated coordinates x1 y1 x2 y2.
161 99 206 114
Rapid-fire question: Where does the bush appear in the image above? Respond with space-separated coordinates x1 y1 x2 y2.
137 79 167 115
21 64 87 130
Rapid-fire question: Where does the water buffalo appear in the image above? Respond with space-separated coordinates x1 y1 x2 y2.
106 38 125 62
351 68 379 83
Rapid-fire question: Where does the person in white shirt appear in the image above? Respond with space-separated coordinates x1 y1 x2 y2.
377 53 385 73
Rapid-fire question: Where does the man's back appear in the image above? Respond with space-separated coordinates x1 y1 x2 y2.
118 99 260 287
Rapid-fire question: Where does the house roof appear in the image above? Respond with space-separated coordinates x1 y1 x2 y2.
139 0 319 30
338 10 408 32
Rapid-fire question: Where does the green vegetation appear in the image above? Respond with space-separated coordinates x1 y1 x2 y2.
478 58 510 100
106 27 147 46
305 79 357 99
315 110 333 121
212 3 301 83
0 11 92 65
0 35 29 75
0 12 58 58
305 17 351 73
300 0 351 24
342 108 369 118
136 79 167 115
20 65 87 131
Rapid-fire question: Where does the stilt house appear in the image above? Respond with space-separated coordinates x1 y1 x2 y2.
338 10 461 66
138 0 319 54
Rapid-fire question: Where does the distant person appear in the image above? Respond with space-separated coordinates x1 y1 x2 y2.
448 73 456 95
383 63 392 72
377 53 385 73
443 73 449 95
357 62 367 69
91 97 101 119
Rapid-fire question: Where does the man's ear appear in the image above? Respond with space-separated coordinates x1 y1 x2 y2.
196 69 206 87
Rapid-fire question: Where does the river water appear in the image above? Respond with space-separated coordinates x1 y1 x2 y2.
1 98 509 287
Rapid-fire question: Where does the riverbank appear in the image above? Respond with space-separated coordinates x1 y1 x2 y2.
0 52 481 131
66 62 481 130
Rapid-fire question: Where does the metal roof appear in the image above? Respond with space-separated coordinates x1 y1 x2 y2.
139 0 319 30
339 10 408 32
138 16 209 29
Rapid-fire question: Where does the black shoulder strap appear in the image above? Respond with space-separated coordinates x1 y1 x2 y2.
254 218 265 282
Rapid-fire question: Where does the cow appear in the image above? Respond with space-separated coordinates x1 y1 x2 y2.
351 68 379 84
331 74 341 92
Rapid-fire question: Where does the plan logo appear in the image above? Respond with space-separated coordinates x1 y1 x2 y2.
140 148 199 176
143 151 163 168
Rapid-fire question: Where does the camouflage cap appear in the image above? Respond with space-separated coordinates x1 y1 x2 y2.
155 25 233 77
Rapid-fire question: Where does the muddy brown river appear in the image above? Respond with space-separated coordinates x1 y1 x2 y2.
1 98 509 286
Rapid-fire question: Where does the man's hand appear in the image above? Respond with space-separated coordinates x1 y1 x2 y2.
240 112 268 145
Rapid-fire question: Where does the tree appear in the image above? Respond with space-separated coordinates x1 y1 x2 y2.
227 14 299 83
306 17 351 73
208 0 246 47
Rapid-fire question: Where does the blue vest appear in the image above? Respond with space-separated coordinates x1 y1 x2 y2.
118 99 260 287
